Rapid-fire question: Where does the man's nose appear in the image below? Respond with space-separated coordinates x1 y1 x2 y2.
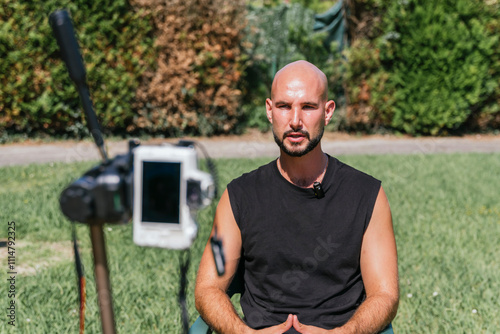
290 107 303 129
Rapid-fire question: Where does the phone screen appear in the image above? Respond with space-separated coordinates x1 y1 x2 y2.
141 161 181 224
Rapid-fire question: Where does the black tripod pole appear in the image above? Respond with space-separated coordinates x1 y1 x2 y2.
90 224 116 334
50 9 115 333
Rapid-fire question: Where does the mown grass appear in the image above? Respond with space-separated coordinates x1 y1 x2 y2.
0 153 499 333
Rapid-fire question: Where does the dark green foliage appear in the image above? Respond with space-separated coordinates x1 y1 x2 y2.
344 0 500 135
0 0 155 139
380 0 499 135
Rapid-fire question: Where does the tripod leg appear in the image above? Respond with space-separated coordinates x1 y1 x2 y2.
90 224 116 334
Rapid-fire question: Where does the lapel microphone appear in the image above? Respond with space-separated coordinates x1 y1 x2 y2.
313 182 325 199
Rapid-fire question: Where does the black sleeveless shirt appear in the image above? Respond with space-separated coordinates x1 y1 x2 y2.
227 155 381 333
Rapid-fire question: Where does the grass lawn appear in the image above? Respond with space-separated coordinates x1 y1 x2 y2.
1 153 499 333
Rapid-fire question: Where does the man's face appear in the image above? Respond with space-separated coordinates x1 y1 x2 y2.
266 72 334 157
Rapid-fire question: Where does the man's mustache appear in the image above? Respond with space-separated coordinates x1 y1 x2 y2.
283 130 310 140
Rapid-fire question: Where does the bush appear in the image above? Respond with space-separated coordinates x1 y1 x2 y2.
343 0 500 135
0 0 155 140
342 38 394 132
381 0 499 135
0 0 247 140
465 9 500 131
130 0 248 137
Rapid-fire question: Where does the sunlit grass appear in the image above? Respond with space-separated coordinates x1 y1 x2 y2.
0 153 499 332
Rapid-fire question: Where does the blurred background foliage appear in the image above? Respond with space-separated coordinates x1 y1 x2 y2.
0 0 499 141
130 0 248 136
0 0 156 140
345 0 500 135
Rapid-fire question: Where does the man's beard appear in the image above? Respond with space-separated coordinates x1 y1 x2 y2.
273 127 324 157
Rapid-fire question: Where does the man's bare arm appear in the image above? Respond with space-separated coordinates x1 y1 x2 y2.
195 189 251 333
335 186 399 334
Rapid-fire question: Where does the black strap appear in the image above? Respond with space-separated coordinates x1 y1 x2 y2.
178 249 191 334
72 223 86 334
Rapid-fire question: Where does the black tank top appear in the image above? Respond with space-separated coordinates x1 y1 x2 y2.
227 155 381 332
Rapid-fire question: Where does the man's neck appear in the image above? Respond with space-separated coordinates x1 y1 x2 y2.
277 146 328 188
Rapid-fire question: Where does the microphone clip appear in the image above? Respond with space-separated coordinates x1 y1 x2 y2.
313 182 325 199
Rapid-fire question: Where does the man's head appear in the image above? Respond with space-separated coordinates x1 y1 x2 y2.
266 60 335 157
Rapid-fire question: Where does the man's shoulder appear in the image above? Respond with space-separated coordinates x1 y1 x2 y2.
331 156 381 185
226 160 277 217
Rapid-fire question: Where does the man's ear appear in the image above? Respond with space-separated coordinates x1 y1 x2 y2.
265 98 273 124
324 100 336 126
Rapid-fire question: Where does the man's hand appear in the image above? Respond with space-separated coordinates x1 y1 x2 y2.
291 315 333 334
253 314 294 334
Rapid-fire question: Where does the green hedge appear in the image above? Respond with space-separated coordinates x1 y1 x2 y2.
381 0 499 135
1 0 499 140
0 0 155 140
344 0 500 135
0 0 248 140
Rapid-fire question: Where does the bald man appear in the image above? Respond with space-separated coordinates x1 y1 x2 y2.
195 61 399 334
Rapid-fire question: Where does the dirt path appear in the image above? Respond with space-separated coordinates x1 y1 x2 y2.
1 131 499 167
